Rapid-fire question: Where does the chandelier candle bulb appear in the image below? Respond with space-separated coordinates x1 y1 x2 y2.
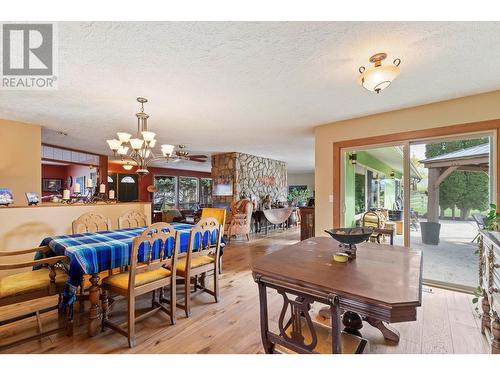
74 183 81 193
99 184 106 194
106 139 121 151
130 138 144 150
117 132 132 143
108 190 115 200
141 131 156 142
117 145 129 155
62 189 70 200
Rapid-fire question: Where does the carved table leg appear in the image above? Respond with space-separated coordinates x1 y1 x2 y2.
256 277 274 353
492 315 500 354
87 273 101 337
481 291 491 334
342 311 363 337
364 317 400 343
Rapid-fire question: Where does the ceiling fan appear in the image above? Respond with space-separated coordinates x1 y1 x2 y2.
174 145 208 163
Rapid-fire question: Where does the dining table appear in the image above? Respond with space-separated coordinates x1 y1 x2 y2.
38 222 219 336
252 236 422 353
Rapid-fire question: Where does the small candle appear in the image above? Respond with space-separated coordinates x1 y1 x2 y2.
109 190 115 199
87 178 93 188
74 183 81 193
99 183 106 193
63 189 70 200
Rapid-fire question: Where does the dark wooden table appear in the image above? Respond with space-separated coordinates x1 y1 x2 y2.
252 237 422 351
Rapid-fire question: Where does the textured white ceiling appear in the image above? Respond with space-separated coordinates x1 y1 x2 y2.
2 22 500 173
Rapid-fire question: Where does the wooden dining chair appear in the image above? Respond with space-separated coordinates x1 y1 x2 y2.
72 212 112 234
118 210 148 229
0 246 69 350
200 208 226 273
100 222 179 348
173 217 223 318
72 212 114 307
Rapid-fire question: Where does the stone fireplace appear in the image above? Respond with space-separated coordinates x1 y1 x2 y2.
211 152 287 206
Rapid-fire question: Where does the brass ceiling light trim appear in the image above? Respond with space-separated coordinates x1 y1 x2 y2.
358 52 401 94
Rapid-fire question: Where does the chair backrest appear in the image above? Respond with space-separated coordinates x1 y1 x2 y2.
128 222 179 290
72 212 112 234
184 217 223 275
201 208 227 227
472 213 486 228
362 211 381 229
118 209 148 229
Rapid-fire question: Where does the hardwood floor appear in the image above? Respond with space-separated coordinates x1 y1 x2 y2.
0 228 489 354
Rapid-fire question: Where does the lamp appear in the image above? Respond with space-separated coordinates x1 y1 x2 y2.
106 97 206 175
349 153 357 165
358 53 401 94
161 144 175 157
123 163 134 171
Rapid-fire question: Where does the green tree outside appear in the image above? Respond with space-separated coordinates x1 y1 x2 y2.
425 138 489 220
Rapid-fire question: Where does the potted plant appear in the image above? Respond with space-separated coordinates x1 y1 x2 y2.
288 187 310 207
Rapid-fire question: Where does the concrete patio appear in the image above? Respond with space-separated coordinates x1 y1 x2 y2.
393 219 479 287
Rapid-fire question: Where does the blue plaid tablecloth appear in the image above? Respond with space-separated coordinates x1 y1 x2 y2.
39 223 216 287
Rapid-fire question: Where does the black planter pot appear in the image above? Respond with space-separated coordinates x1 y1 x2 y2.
421 222 441 245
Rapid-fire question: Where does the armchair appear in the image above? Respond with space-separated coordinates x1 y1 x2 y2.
227 198 253 242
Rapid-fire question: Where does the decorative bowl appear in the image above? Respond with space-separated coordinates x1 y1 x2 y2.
324 227 373 257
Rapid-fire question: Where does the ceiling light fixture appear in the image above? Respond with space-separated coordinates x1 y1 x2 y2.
123 162 134 171
358 53 401 94
106 97 207 175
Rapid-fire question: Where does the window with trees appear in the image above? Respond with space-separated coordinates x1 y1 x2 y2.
154 176 177 210
179 177 199 210
200 178 213 205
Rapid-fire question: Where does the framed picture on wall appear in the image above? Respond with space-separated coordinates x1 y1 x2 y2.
42 178 62 192
0 188 14 206
25 192 39 205
213 175 233 196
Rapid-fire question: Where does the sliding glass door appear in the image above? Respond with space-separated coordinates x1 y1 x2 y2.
341 131 495 290
408 135 492 289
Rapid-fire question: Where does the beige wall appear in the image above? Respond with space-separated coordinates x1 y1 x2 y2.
0 119 41 206
288 172 315 195
314 90 500 236
0 202 151 276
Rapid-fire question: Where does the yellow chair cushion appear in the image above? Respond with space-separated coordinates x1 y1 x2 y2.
0 268 67 300
102 267 171 290
201 208 226 226
175 255 215 273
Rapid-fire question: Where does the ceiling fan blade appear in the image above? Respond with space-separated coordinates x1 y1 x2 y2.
188 155 208 159
190 158 207 163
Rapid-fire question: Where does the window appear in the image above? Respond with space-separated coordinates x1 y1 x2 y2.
179 177 199 210
200 178 212 205
354 172 366 214
154 175 177 210
121 176 135 183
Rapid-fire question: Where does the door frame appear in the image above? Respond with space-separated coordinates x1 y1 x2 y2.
333 119 500 229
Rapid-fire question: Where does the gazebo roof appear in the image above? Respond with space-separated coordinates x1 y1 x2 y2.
420 143 489 165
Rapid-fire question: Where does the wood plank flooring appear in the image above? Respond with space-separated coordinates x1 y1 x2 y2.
0 229 489 354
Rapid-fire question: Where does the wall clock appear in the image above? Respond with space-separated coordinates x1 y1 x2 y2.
66 176 73 188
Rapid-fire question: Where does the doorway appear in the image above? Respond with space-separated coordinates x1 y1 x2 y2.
339 129 495 291
408 135 492 288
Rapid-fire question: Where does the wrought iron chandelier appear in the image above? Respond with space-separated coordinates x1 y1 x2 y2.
106 97 206 175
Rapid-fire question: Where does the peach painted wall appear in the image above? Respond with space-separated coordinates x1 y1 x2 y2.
0 119 41 206
314 90 500 236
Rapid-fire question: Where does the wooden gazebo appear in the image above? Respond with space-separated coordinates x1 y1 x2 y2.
420 143 489 222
